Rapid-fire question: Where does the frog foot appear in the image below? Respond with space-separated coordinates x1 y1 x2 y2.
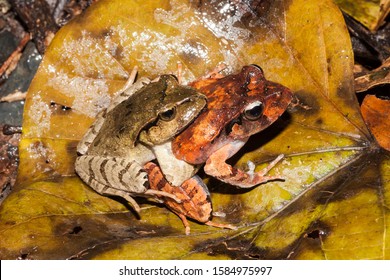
177 214 237 235
239 154 285 187
121 193 142 213
255 154 285 178
205 221 237 231
121 66 138 91
205 151 285 188
240 154 285 187
202 63 227 79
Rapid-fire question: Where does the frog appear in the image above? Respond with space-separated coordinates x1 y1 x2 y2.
144 161 236 235
75 70 207 213
168 64 294 188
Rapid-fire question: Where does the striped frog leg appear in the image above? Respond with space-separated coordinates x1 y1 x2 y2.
144 162 236 235
75 153 181 213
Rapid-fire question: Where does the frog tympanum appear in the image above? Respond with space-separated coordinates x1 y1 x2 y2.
75 73 206 213
171 65 293 188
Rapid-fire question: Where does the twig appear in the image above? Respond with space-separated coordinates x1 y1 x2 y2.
0 91 27 103
0 33 30 77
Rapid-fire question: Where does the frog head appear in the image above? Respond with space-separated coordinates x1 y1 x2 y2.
137 75 207 146
172 64 293 164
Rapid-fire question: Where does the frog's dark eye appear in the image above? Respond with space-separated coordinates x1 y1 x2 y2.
243 101 263 121
159 107 176 121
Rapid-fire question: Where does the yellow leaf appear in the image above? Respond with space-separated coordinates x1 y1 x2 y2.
1 0 387 259
334 0 390 31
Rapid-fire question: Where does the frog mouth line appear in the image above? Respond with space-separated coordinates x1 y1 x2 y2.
225 117 242 135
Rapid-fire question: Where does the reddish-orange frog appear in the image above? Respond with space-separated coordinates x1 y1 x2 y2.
171 65 293 188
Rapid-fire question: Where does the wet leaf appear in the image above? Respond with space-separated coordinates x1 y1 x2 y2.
334 0 390 31
0 0 388 259
361 95 390 151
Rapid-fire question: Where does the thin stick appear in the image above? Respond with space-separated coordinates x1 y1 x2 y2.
0 33 30 77
0 91 27 102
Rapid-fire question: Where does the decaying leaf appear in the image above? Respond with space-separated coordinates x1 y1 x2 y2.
0 125 20 204
334 0 390 31
361 95 390 151
0 0 388 259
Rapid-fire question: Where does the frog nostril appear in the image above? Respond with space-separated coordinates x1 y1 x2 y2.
273 91 282 98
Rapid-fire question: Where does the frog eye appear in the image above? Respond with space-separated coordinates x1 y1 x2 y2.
159 107 176 121
243 101 264 121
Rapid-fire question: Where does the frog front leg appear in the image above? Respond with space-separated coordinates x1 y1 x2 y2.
203 140 285 188
152 142 199 186
75 155 181 213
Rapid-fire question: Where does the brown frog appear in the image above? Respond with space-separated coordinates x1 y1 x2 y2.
75 72 207 213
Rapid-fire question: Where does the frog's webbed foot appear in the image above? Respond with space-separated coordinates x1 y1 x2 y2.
205 221 237 231
254 154 285 179
176 215 236 235
202 63 227 79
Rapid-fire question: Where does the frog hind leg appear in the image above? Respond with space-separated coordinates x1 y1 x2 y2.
176 213 191 235
75 155 149 193
75 155 181 203
75 156 149 210
145 162 235 234
89 177 142 213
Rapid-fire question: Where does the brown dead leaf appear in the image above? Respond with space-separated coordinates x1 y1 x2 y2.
361 95 390 151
